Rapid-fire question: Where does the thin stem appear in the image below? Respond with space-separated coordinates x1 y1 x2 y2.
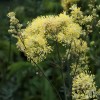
8 3 12 65
60 68 67 100
32 61 62 100
8 35 12 64
55 41 67 100
66 42 72 100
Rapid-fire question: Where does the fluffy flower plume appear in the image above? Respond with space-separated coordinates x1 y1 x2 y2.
72 73 97 100
8 12 87 64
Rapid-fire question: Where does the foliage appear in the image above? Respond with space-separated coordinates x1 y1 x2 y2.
0 62 56 100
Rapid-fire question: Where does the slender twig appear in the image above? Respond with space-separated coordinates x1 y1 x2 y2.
65 41 72 100
55 40 67 100
64 41 73 100
8 4 12 65
73 40 80 77
32 61 62 100
8 35 12 64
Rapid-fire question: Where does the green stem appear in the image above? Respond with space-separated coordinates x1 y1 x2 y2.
55 41 67 100
33 61 62 100
8 35 12 65
61 41 72 100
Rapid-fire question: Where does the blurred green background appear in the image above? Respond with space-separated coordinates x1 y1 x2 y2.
0 0 100 100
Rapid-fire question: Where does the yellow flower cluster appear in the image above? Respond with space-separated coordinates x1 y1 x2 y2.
72 73 97 100
17 34 52 63
22 13 85 61
70 39 89 75
7 12 23 34
88 0 99 18
71 63 88 76
70 5 93 25
71 39 88 53
96 20 100 27
70 4 94 34
7 12 89 64
57 23 82 44
7 12 52 63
